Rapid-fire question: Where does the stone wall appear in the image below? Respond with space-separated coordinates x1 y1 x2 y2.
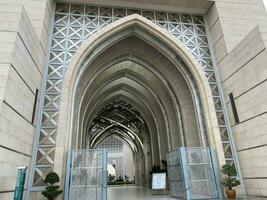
221 25 267 196
207 0 267 196
0 0 54 55
207 0 267 62
0 4 47 199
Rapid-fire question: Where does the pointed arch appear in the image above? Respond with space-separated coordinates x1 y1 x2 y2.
54 14 225 188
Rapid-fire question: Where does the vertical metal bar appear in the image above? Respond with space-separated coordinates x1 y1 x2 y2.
64 149 73 200
96 150 99 200
102 149 108 200
178 149 185 199
209 147 223 199
179 148 190 200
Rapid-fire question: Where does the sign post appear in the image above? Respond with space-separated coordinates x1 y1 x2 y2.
14 166 27 200
152 172 167 195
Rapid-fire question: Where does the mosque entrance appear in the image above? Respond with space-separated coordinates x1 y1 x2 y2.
66 99 222 200
54 14 229 200
67 147 222 200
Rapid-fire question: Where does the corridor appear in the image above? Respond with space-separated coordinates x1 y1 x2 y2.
108 186 173 200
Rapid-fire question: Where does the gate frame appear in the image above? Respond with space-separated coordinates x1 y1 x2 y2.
180 147 223 200
65 149 108 200
169 147 223 200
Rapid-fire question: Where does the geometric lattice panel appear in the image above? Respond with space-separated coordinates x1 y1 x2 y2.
98 136 124 179
32 3 237 187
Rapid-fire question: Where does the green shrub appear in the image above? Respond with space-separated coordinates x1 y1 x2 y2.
221 164 240 190
41 172 63 200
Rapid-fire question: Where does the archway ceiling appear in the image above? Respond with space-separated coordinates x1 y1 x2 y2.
76 36 197 122
93 104 143 130
72 35 201 155
82 75 169 132
89 99 144 143
81 86 163 159
80 76 171 152
91 123 143 151
75 35 197 104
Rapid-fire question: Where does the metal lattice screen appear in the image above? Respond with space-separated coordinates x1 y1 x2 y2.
69 149 107 200
167 150 184 198
32 3 237 187
167 147 222 199
97 136 124 178
184 148 218 199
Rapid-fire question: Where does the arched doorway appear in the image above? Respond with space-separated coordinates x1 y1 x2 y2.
91 100 145 186
54 14 225 199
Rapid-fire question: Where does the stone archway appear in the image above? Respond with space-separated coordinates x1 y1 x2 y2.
53 14 225 193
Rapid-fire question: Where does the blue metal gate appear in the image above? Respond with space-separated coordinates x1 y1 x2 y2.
69 149 107 200
167 147 222 199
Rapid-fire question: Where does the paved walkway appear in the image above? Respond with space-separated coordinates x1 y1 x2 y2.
236 197 267 200
108 186 173 200
108 186 267 200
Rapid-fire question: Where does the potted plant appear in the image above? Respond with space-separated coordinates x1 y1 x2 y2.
221 164 240 199
41 172 63 200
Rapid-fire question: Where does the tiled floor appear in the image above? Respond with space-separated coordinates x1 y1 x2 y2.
237 197 267 200
107 186 267 200
108 186 173 200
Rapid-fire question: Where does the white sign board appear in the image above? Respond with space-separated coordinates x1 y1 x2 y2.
152 173 166 190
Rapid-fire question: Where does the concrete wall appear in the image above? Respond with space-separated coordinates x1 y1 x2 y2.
207 0 267 196
0 4 47 199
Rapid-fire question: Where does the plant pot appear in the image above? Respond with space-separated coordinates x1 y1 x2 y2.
226 189 236 199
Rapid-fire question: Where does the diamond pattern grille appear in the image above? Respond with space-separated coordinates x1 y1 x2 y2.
32 3 237 186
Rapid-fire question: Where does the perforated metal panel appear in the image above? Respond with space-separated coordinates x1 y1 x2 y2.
167 150 184 198
182 148 220 199
69 149 107 200
97 136 124 179
32 3 238 187
167 147 222 199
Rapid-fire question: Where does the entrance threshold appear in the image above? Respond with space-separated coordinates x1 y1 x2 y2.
108 186 172 200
